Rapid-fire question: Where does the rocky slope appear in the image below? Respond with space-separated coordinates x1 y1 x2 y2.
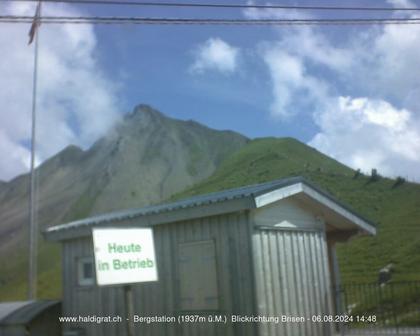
0 104 249 299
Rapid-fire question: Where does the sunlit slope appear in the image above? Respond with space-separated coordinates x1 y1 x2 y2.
173 137 420 283
2 132 418 301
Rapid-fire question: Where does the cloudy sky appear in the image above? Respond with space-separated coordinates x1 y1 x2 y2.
1 0 420 181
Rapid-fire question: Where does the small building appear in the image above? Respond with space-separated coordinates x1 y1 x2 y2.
0 300 61 336
45 177 376 336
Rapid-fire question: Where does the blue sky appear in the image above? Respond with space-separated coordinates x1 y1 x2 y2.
1 0 420 181
92 16 292 138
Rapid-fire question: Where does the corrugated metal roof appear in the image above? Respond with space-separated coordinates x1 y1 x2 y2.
45 176 375 234
0 301 30 322
0 300 60 325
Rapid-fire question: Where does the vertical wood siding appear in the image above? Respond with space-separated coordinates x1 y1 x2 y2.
62 211 256 336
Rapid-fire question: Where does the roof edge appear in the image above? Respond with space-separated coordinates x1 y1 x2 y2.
44 176 376 240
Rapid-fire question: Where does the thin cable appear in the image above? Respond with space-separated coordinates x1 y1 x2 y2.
2 0 420 11
2 15 420 25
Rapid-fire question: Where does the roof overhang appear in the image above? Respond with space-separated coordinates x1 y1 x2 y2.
44 197 256 241
254 182 376 235
0 300 60 326
44 178 376 242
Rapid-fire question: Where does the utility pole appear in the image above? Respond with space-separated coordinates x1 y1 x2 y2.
28 0 41 300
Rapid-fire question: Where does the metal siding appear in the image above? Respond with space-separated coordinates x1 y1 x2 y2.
252 228 333 336
62 243 69 319
62 211 256 336
228 211 256 336
62 238 124 336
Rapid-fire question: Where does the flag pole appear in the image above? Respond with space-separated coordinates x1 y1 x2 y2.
28 0 41 300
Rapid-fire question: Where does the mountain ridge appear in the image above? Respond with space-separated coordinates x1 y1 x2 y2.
1 105 419 302
0 104 249 300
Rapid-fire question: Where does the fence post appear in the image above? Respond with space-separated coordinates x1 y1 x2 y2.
343 285 349 335
377 284 385 328
390 283 399 335
336 285 345 336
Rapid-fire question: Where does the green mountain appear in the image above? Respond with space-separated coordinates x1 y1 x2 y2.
173 137 420 284
0 105 248 300
1 109 419 301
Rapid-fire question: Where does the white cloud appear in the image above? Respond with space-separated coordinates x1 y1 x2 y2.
262 47 328 118
245 2 420 179
0 2 121 181
387 0 416 8
244 1 420 109
244 2 348 119
190 38 239 74
309 97 420 179
366 24 420 107
0 131 32 181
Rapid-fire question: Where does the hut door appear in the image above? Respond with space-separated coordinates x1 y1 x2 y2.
253 229 334 336
177 240 227 336
178 240 219 311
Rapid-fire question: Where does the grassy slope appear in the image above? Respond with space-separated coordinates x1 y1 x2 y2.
172 137 420 284
0 241 62 301
3 137 419 300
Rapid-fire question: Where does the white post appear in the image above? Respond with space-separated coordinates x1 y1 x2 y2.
28 1 41 300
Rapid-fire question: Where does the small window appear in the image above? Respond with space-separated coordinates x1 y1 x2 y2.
77 257 95 286
178 240 219 311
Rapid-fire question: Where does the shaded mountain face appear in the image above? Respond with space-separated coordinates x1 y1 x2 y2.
0 105 249 299
86 105 249 214
3 106 418 302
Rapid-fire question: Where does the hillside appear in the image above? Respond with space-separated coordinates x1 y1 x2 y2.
1 118 419 301
173 137 420 284
0 105 248 300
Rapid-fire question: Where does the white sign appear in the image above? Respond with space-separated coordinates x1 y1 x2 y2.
92 228 158 286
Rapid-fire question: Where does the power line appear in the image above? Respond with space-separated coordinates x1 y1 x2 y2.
2 15 420 25
2 0 420 11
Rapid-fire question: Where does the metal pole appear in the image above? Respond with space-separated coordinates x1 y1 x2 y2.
28 1 41 301
124 285 135 336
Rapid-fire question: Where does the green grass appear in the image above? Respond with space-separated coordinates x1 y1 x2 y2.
63 187 101 222
172 137 420 284
0 187 95 300
0 239 61 300
0 185 97 300
2 137 419 301
342 282 420 327
170 137 420 322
